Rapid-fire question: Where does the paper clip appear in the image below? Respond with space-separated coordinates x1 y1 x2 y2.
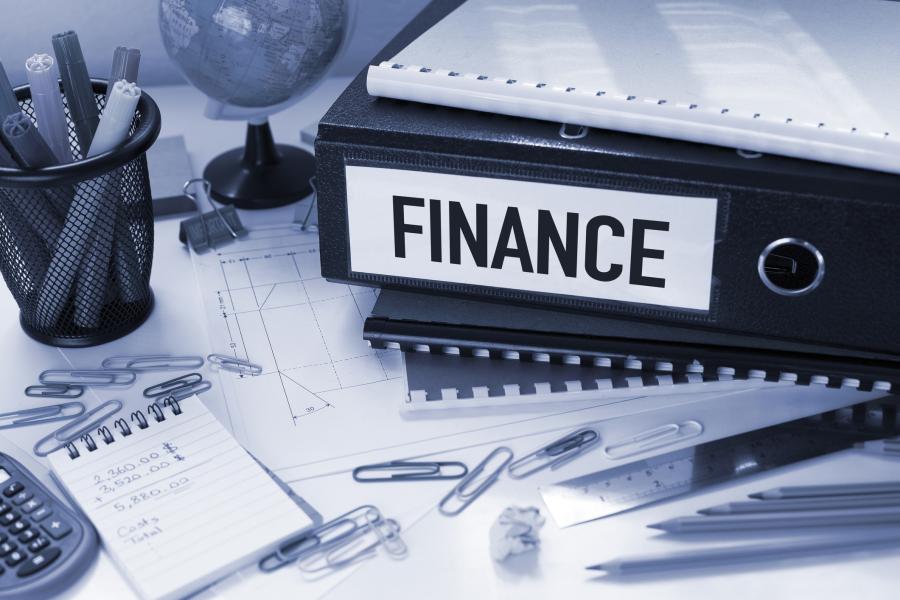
33 400 123 457
298 518 403 573
365 509 407 559
143 373 203 398
207 353 263 375
101 354 205 371
24 384 84 399
603 420 704 460
352 460 468 482
158 379 212 404
438 446 514 516
259 505 383 572
39 369 136 387
0 402 85 431
508 428 600 479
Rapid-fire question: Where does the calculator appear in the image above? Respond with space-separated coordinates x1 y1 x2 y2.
0 453 98 599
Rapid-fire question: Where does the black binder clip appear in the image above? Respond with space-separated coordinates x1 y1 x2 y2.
178 178 247 253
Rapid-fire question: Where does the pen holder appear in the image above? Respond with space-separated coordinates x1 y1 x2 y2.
0 80 161 347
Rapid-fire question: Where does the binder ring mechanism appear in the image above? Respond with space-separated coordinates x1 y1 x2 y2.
758 238 825 297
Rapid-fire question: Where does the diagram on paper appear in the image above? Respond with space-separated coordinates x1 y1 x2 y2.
193 225 402 433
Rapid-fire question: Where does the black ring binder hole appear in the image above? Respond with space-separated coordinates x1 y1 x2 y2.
759 239 824 295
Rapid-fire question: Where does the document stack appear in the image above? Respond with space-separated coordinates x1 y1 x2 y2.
314 0 900 412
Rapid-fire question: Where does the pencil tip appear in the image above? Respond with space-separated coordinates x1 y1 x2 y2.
586 565 604 571
748 493 763 499
647 522 665 530
697 508 712 515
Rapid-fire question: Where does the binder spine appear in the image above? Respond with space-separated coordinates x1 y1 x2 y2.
365 319 899 395
65 396 183 460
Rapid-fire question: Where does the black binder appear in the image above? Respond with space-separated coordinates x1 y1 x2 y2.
364 290 900 393
317 0 900 356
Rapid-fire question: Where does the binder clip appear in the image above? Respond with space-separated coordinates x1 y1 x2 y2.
178 178 247 253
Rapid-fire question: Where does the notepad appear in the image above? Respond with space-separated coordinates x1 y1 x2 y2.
48 395 318 600
368 0 900 175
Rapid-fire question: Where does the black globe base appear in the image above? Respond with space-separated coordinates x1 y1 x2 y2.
204 120 315 210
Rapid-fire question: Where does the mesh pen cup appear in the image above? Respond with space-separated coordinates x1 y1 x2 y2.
0 81 161 346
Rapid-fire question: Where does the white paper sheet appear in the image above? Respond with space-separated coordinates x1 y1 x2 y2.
190 225 766 482
368 0 900 174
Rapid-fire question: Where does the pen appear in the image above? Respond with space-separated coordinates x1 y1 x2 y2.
750 480 900 500
586 532 900 574
74 80 144 325
105 47 140 102
88 80 140 157
0 111 58 170
0 139 14 167
699 493 900 515
648 506 900 533
52 30 99 153
25 53 71 164
0 61 19 119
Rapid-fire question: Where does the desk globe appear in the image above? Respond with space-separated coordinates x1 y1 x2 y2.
159 0 349 208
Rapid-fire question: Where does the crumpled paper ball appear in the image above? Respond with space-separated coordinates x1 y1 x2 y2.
489 505 546 562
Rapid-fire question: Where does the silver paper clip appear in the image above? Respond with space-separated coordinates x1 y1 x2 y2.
24 384 84 399
207 353 263 375
365 509 407 560
39 369 136 387
603 420 704 460
508 428 600 479
102 354 205 371
143 373 204 398
159 379 212 403
298 518 403 573
0 402 85 431
259 505 383 572
33 400 123 457
352 460 468 482
438 447 514 516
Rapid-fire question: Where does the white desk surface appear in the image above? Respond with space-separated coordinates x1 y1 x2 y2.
0 77 896 600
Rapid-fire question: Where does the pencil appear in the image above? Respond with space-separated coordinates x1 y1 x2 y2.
699 493 900 515
750 481 900 500
649 507 900 533
587 533 900 574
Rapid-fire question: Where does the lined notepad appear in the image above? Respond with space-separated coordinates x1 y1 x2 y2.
368 0 900 174
48 395 316 600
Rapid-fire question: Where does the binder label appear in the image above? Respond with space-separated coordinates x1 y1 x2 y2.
346 166 718 311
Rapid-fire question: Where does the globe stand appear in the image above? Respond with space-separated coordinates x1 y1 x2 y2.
203 119 314 210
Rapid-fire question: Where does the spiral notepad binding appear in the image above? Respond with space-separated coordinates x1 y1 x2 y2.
65 396 183 460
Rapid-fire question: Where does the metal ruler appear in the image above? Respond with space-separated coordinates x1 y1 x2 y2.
540 403 896 528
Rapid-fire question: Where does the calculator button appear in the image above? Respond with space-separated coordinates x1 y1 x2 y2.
2 482 23 498
11 491 32 506
29 506 51 523
0 512 19 526
4 550 25 567
16 547 60 578
20 498 42 514
0 542 15 556
0 502 10 514
41 519 72 540
9 521 27 535
27 537 49 553
17 529 37 543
